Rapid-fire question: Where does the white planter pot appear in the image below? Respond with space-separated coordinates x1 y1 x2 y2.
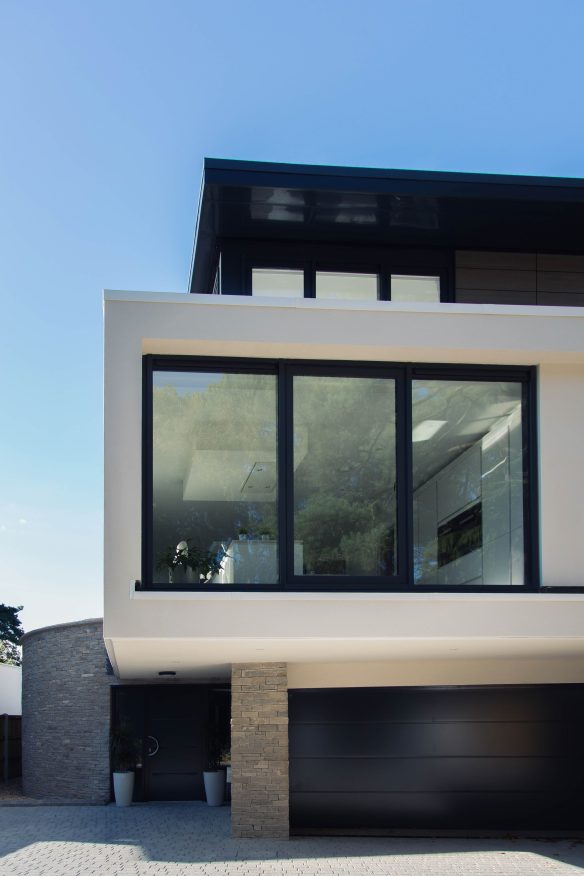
203 769 225 806
113 771 135 807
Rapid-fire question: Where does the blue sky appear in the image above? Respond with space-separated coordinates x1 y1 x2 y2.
2 0 584 632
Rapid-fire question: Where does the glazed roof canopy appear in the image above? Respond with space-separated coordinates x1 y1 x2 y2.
189 158 584 294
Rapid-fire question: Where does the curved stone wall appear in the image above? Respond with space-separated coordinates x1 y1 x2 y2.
21 618 110 802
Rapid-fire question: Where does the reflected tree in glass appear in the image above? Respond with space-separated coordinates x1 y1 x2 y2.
152 371 278 586
293 375 397 577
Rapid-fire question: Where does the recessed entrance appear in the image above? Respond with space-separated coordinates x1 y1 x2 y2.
111 684 230 802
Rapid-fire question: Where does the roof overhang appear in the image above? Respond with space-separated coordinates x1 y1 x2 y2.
189 158 584 293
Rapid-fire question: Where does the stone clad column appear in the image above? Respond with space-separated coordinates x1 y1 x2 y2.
231 662 289 838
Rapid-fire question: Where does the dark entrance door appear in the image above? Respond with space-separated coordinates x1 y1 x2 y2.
111 684 230 802
289 685 584 832
145 686 207 800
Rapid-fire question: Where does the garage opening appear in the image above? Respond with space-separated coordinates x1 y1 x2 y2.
289 685 584 832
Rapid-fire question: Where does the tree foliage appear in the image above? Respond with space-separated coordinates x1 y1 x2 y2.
0 604 24 666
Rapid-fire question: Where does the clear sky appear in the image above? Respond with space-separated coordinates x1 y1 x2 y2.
2 0 584 633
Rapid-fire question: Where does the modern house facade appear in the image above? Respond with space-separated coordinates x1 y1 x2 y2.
104 160 584 836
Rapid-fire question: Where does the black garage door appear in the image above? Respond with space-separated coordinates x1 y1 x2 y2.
289 685 584 831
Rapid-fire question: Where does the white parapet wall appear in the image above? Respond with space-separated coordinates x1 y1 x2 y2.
103 293 584 680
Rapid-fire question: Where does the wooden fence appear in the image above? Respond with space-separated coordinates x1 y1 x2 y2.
0 714 22 780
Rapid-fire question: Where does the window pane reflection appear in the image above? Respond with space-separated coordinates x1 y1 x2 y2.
252 268 304 298
152 371 278 586
293 375 397 576
412 380 524 587
391 275 440 302
315 272 379 301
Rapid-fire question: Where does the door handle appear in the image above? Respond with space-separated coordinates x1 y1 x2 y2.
147 735 159 757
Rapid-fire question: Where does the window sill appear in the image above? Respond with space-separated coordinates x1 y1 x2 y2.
129 583 584 602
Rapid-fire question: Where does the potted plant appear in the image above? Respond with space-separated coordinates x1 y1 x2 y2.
203 741 229 806
157 539 225 585
259 527 272 541
110 724 140 807
157 540 190 585
238 527 249 541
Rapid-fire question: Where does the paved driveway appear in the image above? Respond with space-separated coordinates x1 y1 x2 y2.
1 803 584 875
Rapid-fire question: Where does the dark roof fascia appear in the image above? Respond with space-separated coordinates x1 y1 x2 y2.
189 158 584 293
202 157 584 200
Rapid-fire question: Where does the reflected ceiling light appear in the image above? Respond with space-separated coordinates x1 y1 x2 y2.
412 420 447 442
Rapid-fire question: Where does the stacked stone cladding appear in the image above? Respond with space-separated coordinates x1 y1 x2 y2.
21 618 111 803
231 662 289 838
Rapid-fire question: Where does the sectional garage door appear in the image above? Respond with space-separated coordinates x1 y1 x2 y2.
289 685 584 831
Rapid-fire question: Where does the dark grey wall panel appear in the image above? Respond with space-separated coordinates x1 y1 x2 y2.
455 250 584 306
537 292 584 306
456 251 536 270
538 272 584 293
456 289 537 305
456 268 536 292
289 685 584 831
537 253 584 272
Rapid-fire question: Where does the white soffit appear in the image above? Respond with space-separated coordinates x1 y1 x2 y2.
107 635 584 680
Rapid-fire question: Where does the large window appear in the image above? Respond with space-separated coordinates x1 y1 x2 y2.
292 373 397 577
150 367 278 587
412 378 525 588
144 359 535 592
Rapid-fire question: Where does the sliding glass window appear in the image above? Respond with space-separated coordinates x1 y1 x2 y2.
151 368 279 587
412 378 526 587
292 373 397 578
145 359 534 592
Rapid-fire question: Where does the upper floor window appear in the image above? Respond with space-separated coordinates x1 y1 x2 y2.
143 358 536 593
315 271 379 301
250 267 443 302
224 241 452 301
251 268 304 298
391 274 441 303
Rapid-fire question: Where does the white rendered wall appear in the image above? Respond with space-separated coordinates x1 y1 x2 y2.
287 656 584 688
103 293 584 678
539 363 584 587
0 664 22 715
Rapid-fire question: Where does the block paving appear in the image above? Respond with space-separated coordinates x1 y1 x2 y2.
1 803 584 876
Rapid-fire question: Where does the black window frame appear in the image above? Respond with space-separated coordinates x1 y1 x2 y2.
142 356 538 594
223 239 453 301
